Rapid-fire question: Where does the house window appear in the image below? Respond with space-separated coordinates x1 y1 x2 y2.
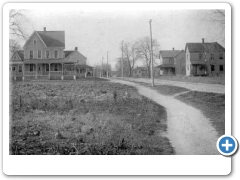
34 39 37 45
199 53 203 60
19 65 22 72
30 50 33 59
211 65 215 71
46 64 49 72
210 53 214 60
38 50 42 59
54 50 58 58
30 64 34 72
169 58 174 64
219 53 224 60
54 64 58 71
220 65 224 71
46 50 50 59
11 66 16 71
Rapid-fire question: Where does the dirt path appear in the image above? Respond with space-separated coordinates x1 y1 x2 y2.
122 77 225 94
110 79 219 155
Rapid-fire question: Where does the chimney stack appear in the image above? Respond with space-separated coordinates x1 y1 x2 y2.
44 27 46 31
173 47 175 51
202 38 205 43
75 47 78 51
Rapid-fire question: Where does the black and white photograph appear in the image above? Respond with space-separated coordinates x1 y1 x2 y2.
2 2 235 176
8 5 226 155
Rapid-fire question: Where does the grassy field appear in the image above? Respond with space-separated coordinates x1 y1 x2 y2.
154 76 225 85
10 79 174 155
176 91 225 137
136 83 225 137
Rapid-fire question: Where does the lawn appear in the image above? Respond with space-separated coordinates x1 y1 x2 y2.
10 79 174 155
134 82 225 137
176 91 225 137
155 75 225 85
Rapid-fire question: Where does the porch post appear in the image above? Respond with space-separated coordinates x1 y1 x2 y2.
35 64 37 79
61 63 64 80
22 63 25 81
73 63 76 80
49 63 51 80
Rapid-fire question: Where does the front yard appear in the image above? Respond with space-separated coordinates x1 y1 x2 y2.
155 75 225 85
10 79 174 155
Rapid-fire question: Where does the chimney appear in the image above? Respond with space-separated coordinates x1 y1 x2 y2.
202 38 205 43
43 27 46 31
172 47 175 51
75 47 78 51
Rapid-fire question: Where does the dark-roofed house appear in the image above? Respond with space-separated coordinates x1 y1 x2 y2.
10 27 93 81
156 48 181 75
185 38 225 76
132 66 148 77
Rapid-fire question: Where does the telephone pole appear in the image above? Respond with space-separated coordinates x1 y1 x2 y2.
107 51 109 79
102 57 104 78
121 41 124 78
149 19 154 87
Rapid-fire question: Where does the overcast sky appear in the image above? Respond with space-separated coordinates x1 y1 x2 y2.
17 7 224 68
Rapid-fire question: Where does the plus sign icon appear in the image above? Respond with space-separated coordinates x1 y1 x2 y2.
217 135 238 156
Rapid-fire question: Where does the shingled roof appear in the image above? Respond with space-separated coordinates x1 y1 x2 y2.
64 51 74 58
16 50 24 60
37 31 65 48
159 50 181 58
185 42 225 53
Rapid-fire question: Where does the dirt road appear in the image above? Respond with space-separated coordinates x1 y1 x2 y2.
122 77 225 94
110 79 219 155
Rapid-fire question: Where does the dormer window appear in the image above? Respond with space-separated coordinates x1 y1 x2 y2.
34 39 37 45
54 50 58 59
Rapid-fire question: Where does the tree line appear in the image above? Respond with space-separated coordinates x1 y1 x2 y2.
115 37 160 78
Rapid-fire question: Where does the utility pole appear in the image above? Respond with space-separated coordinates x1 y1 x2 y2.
107 51 109 79
149 19 154 87
102 57 104 78
121 41 124 78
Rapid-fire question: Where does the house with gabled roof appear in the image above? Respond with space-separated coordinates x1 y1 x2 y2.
132 66 148 77
10 27 93 81
156 48 185 75
185 38 225 76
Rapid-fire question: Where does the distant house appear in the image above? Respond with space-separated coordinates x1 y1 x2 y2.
10 27 93 81
156 48 183 75
132 66 148 77
185 38 225 76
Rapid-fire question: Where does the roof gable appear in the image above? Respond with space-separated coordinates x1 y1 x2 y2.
37 31 65 48
23 31 47 49
10 50 24 61
185 42 225 53
160 50 180 58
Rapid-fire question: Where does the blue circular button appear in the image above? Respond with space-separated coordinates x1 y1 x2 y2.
217 135 238 156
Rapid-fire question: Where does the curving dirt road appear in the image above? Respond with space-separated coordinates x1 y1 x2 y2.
122 77 225 94
110 79 219 155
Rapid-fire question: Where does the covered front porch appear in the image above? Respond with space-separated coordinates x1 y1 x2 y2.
190 64 208 76
23 62 76 80
157 64 176 75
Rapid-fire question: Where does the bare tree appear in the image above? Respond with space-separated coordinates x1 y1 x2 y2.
114 58 130 77
9 39 21 53
9 9 28 40
202 9 225 43
120 41 140 77
136 37 160 77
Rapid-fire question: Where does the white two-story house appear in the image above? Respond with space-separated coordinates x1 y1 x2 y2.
10 27 93 80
